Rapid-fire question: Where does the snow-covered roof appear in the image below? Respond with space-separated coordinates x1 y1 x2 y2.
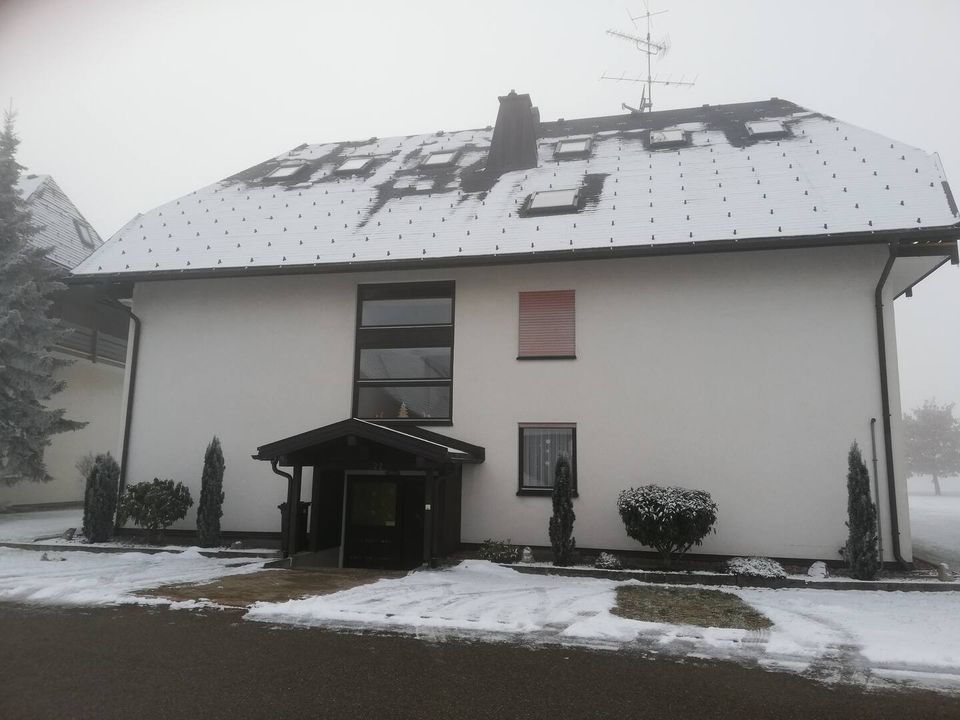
71 99 960 280
17 174 103 270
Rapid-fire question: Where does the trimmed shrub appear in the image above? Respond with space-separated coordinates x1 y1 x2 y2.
117 478 193 544
548 455 576 566
594 552 623 570
617 485 718 567
82 453 120 543
196 436 225 547
727 556 787 579
845 441 880 580
478 538 520 564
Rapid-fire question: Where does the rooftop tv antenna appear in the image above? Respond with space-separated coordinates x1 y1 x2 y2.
601 4 696 113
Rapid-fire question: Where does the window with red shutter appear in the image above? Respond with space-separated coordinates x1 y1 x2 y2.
518 290 576 359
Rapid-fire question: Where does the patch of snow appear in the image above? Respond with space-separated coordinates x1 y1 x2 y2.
807 561 828 579
909 487 960 567
0 547 264 606
727 556 787 579
0 509 81 542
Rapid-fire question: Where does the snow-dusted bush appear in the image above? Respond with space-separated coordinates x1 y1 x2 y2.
617 485 718 567
82 453 120 543
594 552 623 570
845 442 880 580
478 538 520 564
727 556 786 579
117 478 193 543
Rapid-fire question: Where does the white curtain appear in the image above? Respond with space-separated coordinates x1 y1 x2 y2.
522 428 573 488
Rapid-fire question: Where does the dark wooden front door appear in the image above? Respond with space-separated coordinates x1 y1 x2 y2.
344 475 424 569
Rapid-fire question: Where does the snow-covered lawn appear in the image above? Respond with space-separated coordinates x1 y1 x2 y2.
247 560 960 690
0 508 82 542
910 493 960 567
0 547 264 606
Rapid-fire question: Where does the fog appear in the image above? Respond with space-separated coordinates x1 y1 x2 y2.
1 0 957 411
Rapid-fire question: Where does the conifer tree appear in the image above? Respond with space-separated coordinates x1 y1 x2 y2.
196 436 225 547
845 441 880 580
82 453 119 543
549 454 576 566
0 110 83 485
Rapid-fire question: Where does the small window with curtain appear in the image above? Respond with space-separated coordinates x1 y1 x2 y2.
518 423 577 495
518 290 575 359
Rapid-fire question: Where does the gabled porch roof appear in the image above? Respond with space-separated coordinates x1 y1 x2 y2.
252 418 484 466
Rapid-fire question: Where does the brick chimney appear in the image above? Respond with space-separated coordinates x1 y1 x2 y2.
485 90 540 176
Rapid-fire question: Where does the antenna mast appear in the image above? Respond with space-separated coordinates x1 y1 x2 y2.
602 4 696 113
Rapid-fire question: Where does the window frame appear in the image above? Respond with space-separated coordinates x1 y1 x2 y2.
517 423 578 496
517 289 576 360
353 281 455 426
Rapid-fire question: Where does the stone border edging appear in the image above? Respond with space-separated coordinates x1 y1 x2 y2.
507 563 959 592
0 541 279 560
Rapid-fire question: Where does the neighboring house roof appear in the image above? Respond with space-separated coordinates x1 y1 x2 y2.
17 174 103 270
70 98 960 281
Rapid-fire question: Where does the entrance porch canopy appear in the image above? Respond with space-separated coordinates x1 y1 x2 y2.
252 418 484 563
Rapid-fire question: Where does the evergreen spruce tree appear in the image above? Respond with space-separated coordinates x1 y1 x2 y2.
845 441 880 580
196 436 225 547
82 453 119 543
548 455 576 566
0 110 83 485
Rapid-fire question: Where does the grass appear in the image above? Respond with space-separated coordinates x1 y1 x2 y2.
612 585 772 630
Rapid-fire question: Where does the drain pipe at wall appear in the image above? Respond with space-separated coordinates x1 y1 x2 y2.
874 241 908 568
101 299 142 520
869 418 884 565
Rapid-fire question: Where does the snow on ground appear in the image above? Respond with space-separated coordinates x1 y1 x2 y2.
0 508 81 542
909 477 960 567
247 560 960 689
0 547 264 606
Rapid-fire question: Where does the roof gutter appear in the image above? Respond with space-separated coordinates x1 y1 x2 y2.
874 241 909 569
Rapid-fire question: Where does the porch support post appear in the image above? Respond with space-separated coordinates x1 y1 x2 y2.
309 468 321 552
287 465 303 556
423 468 435 567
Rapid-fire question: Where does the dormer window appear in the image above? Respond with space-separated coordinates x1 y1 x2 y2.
524 188 581 216
421 151 458 168
554 138 592 159
74 219 96 249
648 128 687 148
264 164 307 181
745 120 787 137
336 157 373 174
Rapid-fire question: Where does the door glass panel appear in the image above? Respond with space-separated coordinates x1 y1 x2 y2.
357 385 451 420
359 347 451 380
361 298 452 327
350 481 397 527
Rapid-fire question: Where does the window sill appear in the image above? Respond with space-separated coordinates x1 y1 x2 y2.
516 488 579 497
516 355 577 361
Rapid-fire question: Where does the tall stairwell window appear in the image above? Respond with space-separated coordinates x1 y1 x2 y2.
354 281 454 424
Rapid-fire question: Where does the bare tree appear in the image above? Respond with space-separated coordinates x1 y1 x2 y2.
903 400 960 496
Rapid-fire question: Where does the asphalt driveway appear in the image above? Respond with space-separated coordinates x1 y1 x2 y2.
1 603 957 720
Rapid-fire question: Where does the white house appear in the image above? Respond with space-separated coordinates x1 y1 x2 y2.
70 95 959 569
0 175 127 508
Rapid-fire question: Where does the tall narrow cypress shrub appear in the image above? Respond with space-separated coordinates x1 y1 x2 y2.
196 436 225 547
82 453 119 543
845 441 880 580
549 455 576 566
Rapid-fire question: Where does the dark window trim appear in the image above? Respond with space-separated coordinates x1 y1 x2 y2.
516 355 577 361
353 281 455 425
517 424 578 496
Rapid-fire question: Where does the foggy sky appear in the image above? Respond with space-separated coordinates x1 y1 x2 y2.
1 0 957 412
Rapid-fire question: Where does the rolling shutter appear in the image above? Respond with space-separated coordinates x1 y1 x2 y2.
518 290 576 358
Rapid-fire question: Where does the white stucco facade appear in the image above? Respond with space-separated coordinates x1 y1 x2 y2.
0 355 125 507
117 243 918 563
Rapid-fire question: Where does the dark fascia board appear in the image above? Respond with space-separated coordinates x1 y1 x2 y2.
252 418 483 465
65 224 960 287
388 424 485 463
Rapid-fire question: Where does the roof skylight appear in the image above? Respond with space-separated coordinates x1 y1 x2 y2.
336 157 373 174
745 120 787 137
422 151 458 167
265 164 306 180
525 188 581 215
554 138 592 158
74 219 96 248
648 129 686 147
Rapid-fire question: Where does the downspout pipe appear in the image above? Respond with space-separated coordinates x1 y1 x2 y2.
101 298 141 527
874 241 908 568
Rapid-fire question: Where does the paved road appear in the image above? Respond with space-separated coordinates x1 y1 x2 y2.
1 603 957 720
